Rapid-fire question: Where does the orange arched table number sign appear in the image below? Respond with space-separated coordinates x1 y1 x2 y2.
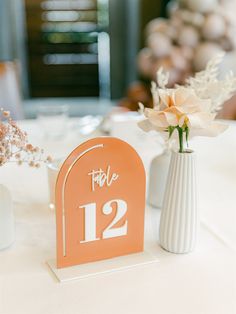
55 137 146 269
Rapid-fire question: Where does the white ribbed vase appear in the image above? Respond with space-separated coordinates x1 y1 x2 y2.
159 150 198 254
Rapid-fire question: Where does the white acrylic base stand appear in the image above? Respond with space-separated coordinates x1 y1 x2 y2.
47 251 158 283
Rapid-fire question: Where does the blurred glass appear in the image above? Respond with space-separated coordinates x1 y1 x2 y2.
47 158 62 210
37 105 69 139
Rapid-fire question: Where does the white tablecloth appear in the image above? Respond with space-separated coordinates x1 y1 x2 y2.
0 119 235 314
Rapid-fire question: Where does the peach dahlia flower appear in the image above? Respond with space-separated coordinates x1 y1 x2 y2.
138 87 227 137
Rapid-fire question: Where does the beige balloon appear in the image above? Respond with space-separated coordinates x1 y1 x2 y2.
186 0 218 13
178 25 199 47
202 14 226 40
137 48 153 77
194 43 223 71
170 47 189 71
145 18 169 36
147 33 172 58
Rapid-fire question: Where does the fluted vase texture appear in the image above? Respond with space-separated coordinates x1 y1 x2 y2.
159 150 198 254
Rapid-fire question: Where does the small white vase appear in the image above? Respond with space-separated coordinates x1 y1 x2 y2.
148 150 171 208
159 150 198 254
0 184 15 250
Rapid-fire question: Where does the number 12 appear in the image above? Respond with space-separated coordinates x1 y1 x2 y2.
79 199 128 243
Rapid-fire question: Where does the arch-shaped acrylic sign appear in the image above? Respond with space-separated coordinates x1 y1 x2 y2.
55 137 146 268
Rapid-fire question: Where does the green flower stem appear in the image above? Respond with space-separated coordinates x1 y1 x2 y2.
168 125 189 153
185 126 189 148
177 126 184 153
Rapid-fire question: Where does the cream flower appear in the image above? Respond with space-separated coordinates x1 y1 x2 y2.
138 55 231 153
139 87 227 137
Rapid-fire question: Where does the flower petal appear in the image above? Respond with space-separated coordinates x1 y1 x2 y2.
174 87 190 105
145 108 170 128
163 111 178 126
174 87 212 114
187 112 216 128
190 122 228 137
137 119 154 132
159 90 172 108
137 119 166 132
